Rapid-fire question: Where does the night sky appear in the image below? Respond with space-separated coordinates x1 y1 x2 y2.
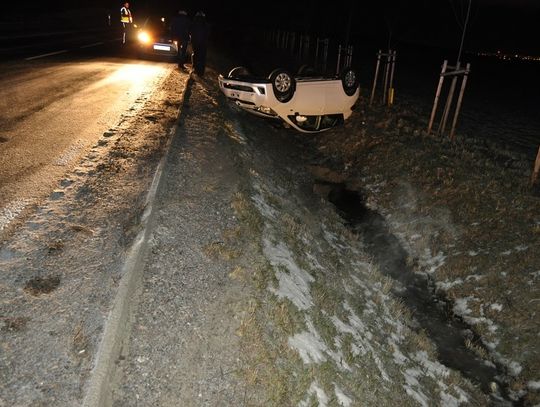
3 0 539 54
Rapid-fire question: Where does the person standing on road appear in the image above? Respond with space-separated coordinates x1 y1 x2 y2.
171 9 191 72
190 11 209 77
120 2 133 45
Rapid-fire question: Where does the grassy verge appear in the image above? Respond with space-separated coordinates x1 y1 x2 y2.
218 112 488 405
308 95 540 404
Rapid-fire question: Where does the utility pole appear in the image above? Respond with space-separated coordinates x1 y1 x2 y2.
456 0 472 64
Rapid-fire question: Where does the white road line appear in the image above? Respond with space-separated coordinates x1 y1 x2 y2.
80 42 104 49
25 49 68 60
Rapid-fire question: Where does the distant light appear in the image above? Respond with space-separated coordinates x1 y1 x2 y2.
161 17 165 22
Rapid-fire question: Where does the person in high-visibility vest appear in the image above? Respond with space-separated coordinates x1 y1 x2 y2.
120 2 133 45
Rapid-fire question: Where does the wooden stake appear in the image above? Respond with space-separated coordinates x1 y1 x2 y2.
428 60 448 134
388 50 396 106
450 63 471 140
382 50 391 104
440 61 461 135
532 145 540 187
370 51 382 106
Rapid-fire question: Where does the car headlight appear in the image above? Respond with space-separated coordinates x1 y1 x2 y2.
138 31 151 44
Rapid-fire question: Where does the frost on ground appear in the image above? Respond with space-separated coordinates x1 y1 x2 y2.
0 199 30 232
226 115 487 406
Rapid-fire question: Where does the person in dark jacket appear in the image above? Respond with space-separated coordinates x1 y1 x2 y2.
190 11 209 76
170 9 191 71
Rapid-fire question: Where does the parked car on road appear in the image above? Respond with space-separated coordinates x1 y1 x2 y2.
135 15 178 58
218 66 359 133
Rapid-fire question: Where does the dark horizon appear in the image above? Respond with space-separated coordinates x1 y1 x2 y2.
2 0 539 55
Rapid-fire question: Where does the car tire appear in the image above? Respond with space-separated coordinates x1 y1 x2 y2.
228 66 251 79
268 68 295 103
341 67 358 96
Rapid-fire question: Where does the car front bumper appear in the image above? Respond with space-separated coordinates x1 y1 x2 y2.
218 75 280 118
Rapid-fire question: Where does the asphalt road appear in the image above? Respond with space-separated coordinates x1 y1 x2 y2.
0 36 174 232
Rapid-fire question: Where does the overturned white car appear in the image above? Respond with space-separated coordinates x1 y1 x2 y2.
218 66 360 133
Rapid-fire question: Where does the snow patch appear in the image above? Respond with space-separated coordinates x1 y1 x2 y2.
392 345 408 365
298 382 329 407
264 239 314 310
453 297 473 316
465 274 484 282
334 384 353 407
418 248 446 274
528 381 540 390
490 303 503 312
251 190 278 220
436 278 463 291
289 318 350 371
439 388 469 406
403 368 429 407
288 330 328 364
321 223 348 251
453 297 499 332
330 303 391 381
413 351 449 378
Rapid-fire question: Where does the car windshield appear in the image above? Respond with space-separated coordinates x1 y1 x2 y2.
290 114 343 131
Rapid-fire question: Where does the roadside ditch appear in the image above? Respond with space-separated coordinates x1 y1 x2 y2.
318 181 519 405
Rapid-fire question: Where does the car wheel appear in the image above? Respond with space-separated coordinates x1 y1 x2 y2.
228 66 251 79
341 67 358 96
268 68 295 103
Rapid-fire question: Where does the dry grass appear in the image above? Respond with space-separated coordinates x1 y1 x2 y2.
203 240 239 260
231 191 263 233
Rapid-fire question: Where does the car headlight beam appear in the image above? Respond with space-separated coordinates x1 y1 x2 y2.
138 31 151 44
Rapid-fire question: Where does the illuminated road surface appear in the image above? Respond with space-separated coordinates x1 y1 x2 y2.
0 53 170 231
